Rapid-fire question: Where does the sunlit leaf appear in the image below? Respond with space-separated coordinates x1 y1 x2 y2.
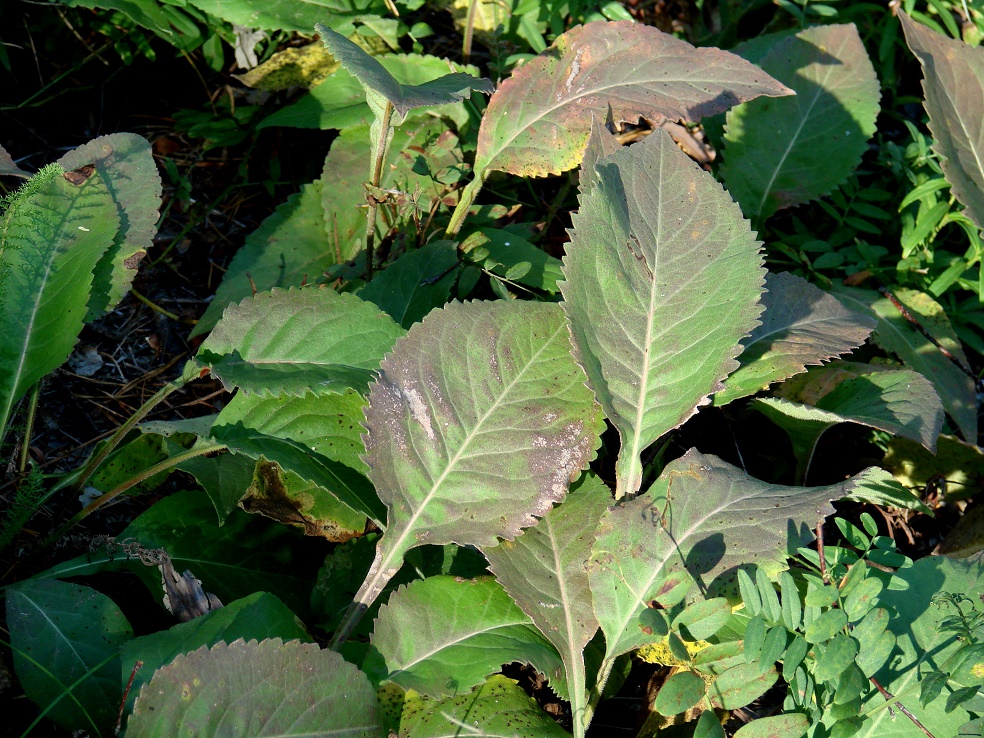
716 272 875 405
475 20 793 178
901 12 984 233
127 639 379 737
722 24 880 221
7 579 132 735
194 287 405 396
885 434 983 504
562 129 764 497
186 0 386 34
365 576 566 698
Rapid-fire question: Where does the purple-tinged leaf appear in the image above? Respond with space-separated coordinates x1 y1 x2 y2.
474 20 793 179
901 12 984 233
0 143 29 178
562 129 765 498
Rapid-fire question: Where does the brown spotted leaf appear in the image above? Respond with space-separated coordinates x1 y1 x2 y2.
474 20 793 179
901 12 984 233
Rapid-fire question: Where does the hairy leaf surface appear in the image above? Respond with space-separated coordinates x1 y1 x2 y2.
901 12 984 233
832 286 977 441
722 24 880 221
0 165 119 439
588 449 878 661
195 287 404 396
128 639 379 737
474 20 793 178
716 272 875 405
562 129 765 497
57 133 162 318
366 576 565 698
7 579 132 735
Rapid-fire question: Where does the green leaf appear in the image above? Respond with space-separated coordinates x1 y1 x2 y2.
780 571 802 632
561 128 765 497
468 227 564 293
194 287 405 396
885 434 984 504
184 0 386 34
744 616 767 662
851 607 895 678
354 300 603 626
716 272 875 405
474 20 793 178
393 674 571 737
315 25 493 120
760 625 788 672
0 164 120 440
900 12 984 234
733 713 809 738
654 671 706 715
696 709 727 738
127 639 379 737
842 467 931 513
805 609 847 643
587 449 879 661
365 575 566 698
832 286 977 442
360 241 459 327
710 662 778 709
119 592 310 721
482 474 611 731
56 133 162 319
7 579 133 735
816 634 858 683
673 598 733 641
843 577 883 621
722 24 880 221
175 451 256 524
191 180 339 338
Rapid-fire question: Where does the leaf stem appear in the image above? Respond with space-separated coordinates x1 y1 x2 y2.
446 175 484 238
365 101 395 282
329 541 403 649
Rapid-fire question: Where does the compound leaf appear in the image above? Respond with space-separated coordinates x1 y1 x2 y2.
588 449 880 662
365 575 565 698
562 129 765 498
901 12 984 233
57 133 162 319
193 287 405 397
722 23 880 221
7 579 132 735
716 272 875 405
127 639 379 737
475 20 793 178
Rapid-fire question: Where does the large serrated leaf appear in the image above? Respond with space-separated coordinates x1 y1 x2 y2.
184 0 385 34
721 24 880 222
365 575 566 698
346 300 604 639
119 592 310 721
900 12 984 233
7 579 133 735
57 133 162 319
561 129 765 498
315 25 494 120
360 240 459 327
473 20 792 179
191 180 338 338
588 449 878 662
127 638 379 737
394 674 571 737
194 287 405 396
715 272 875 405
832 286 977 441
482 474 610 731
0 165 120 440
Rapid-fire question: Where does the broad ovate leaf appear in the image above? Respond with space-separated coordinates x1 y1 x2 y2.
315 25 494 120
191 180 338 338
57 133 162 318
474 20 793 179
901 12 984 233
832 286 977 441
721 24 880 221
7 579 133 735
0 164 119 440
360 241 459 327
185 0 386 34
347 300 604 640
193 287 405 396
365 576 565 698
127 639 379 737
482 474 611 732
715 272 875 405
588 449 881 661
561 129 765 498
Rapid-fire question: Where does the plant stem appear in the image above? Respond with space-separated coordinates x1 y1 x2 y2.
329 541 403 649
69 377 187 496
17 383 41 474
365 101 395 282
463 0 479 63
446 175 485 238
